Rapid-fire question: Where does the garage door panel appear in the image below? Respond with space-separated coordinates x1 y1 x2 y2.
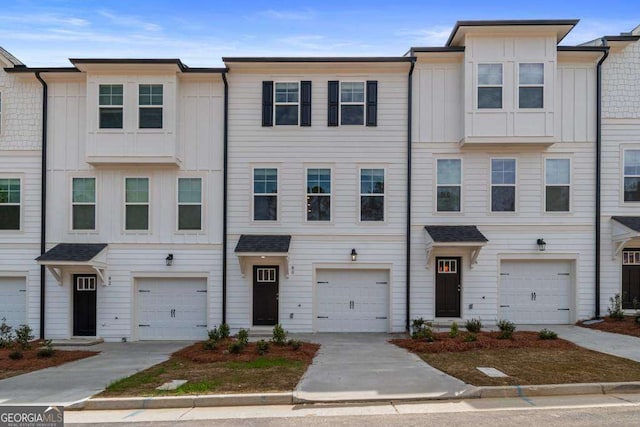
0 278 26 330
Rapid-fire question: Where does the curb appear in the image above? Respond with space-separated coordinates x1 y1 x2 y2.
66 382 640 411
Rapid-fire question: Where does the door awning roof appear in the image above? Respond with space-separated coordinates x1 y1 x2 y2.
424 226 488 268
611 217 640 259
234 235 291 278
36 243 108 284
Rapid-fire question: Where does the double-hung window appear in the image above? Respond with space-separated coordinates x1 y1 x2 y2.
491 159 516 212
545 159 571 212
139 84 163 128
125 178 149 230
437 159 462 212
0 178 20 230
306 168 331 221
519 63 544 108
72 178 96 230
178 178 202 230
360 168 384 221
254 168 277 221
624 150 640 202
99 84 123 129
477 64 502 109
274 83 299 125
340 82 365 125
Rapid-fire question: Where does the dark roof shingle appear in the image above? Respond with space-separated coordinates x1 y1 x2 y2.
235 235 291 253
36 243 108 262
424 226 488 243
612 216 640 232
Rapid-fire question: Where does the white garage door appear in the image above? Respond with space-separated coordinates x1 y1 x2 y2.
316 269 389 332
136 278 207 340
0 277 26 330
499 260 572 324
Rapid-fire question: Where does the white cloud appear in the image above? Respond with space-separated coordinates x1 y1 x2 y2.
258 9 315 21
395 27 452 47
97 10 162 32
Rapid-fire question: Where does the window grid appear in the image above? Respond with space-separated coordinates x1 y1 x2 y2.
306 168 331 221
177 178 202 230
257 268 277 282
477 64 503 109
138 84 163 129
624 150 640 202
340 82 365 125
518 63 544 108
545 158 571 212
437 259 457 274
491 159 516 212
99 84 123 129
360 168 385 221
253 168 278 221
72 178 96 230
274 82 299 125
623 251 640 265
0 178 20 230
125 178 149 230
76 276 96 291
436 159 462 212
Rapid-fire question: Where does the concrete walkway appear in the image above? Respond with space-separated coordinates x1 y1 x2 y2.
0 341 189 406
293 333 471 402
519 324 640 363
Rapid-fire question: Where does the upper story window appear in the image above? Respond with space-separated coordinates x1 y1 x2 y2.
72 178 96 230
545 159 571 212
519 63 544 108
139 84 163 129
340 82 365 125
624 150 640 202
491 159 516 212
125 177 149 230
437 159 462 212
328 81 378 126
275 82 299 125
178 178 202 230
477 64 502 109
262 81 311 127
306 168 331 221
99 84 123 129
254 168 277 221
0 178 20 230
360 168 384 221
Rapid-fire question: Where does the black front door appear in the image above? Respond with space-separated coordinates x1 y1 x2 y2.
253 266 279 325
73 274 97 336
622 250 640 309
435 257 461 317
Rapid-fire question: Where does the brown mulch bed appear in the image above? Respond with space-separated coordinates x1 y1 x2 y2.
577 316 640 338
0 343 97 380
174 339 318 363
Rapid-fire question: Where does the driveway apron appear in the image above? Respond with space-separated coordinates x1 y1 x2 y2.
0 341 189 406
293 333 471 402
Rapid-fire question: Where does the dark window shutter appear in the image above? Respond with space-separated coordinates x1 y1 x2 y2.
327 81 339 126
366 80 378 127
262 81 273 127
300 81 312 126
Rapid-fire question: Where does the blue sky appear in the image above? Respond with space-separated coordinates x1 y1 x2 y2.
1 0 638 67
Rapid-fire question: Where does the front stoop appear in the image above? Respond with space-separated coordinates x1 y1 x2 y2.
51 338 104 347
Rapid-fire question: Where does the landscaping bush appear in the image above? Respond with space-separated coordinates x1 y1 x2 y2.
256 339 269 355
608 293 625 320
448 321 459 338
464 318 482 333
272 324 287 345
236 329 249 347
228 342 243 354
37 348 55 358
219 323 231 339
411 318 434 342
203 340 217 351
496 319 516 339
287 339 302 351
14 324 34 350
539 328 558 340
207 327 221 342
0 318 14 349
463 333 477 342
9 351 23 360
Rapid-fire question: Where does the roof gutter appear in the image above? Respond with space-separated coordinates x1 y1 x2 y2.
34 72 48 340
595 41 610 318
406 58 416 332
221 71 229 324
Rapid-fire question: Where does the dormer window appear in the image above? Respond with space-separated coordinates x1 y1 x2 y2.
139 84 163 129
518 63 544 108
99 84 123 129
477 64 502 109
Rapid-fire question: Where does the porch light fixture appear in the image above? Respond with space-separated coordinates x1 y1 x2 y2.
536 239 546 252
351 248 358 262
165 253 174 266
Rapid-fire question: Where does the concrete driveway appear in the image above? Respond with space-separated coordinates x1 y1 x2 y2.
0 341 189 406
293 333 472 402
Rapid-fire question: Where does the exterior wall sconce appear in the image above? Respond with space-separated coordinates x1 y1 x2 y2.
166 254 174 266
351 248 358 262
536 239 546 252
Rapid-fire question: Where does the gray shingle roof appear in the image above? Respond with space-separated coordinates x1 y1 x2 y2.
235 235 291 253
424 226 488 243
612 216 640 232
36 243 108 262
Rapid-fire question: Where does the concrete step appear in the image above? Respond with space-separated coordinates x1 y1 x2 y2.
249 327 273 339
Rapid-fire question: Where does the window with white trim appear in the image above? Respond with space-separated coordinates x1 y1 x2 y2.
360 168 384 221
254 168 277 221
437 259 457 274
306 168 331 221
76 276 96 291
623 250 640 265
491 159 516 212
99 84 123 129
477 64 502 109
437 159 461 212
274 82 299 125
178 178 202 230
72 177 96 230
256 268 277 282
125 177 149 230
340 82 365 125
0 178 20 230
519 63 544 108
139 84 163 128
624 150 640 202
545 159 570 212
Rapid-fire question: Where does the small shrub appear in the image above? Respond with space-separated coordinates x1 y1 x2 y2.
207 327 221 342
219 323 231 339
464 318 482 333
37 348 55 358
411 318 434 342
228 342 243 354
272 324 287 345
448 321 459 338
236 329 249 347
539 328 558 340
14 324 34 350
0 318 14 348
203 340 217 351
496 319 516 339
256 339 269 355
287 339 302 351
635 314 640 325
463 333 477 342
608 293 625 320
9 351 23 360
